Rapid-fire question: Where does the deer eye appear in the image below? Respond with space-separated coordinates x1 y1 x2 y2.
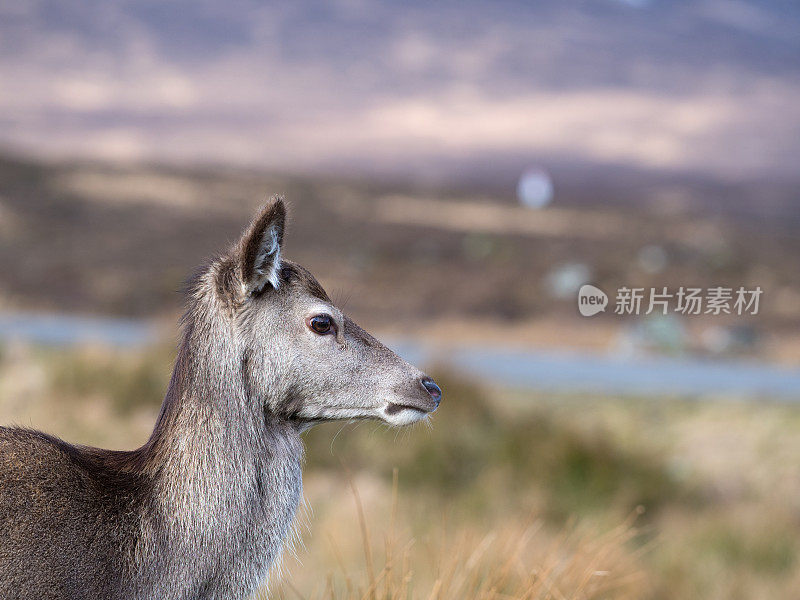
308 314 334 335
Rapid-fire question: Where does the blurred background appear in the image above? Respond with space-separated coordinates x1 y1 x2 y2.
1 1 800 598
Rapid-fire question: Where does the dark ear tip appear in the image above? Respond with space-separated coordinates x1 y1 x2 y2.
270 195 286 213
262 195 287 228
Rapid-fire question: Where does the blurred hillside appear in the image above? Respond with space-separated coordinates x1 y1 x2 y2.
2 152 800 363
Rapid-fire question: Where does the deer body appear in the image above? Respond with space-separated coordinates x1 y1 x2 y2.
0 200 441 599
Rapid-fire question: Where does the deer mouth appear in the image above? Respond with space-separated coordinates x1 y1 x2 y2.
381 400 436 426
384 401 435 416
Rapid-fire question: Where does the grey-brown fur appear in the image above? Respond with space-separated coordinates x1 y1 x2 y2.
0 198 441 599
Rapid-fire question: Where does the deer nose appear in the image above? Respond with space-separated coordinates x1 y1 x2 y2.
420 377 442 407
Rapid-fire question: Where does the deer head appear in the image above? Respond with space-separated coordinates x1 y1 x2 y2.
199 198 441 430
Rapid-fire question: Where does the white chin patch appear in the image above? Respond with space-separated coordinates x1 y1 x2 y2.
383 405 428 426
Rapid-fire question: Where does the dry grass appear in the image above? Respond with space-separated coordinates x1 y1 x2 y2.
267 471 648 600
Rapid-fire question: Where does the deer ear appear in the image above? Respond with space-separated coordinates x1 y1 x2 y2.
238 198 286 294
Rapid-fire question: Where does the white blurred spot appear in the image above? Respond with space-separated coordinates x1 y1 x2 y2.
517 168 554 209
545 262 592 299
637 244 668 274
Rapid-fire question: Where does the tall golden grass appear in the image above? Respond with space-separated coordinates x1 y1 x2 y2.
268 471 647 600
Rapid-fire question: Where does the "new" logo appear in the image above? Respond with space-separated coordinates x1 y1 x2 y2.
577 284 608 316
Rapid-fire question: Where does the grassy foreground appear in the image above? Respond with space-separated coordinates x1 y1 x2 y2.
265 471 646 600
1 342 798 599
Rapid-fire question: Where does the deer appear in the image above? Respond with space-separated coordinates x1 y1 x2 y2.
0 198 442 600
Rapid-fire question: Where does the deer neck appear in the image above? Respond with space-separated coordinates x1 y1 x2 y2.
138 316 304 588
